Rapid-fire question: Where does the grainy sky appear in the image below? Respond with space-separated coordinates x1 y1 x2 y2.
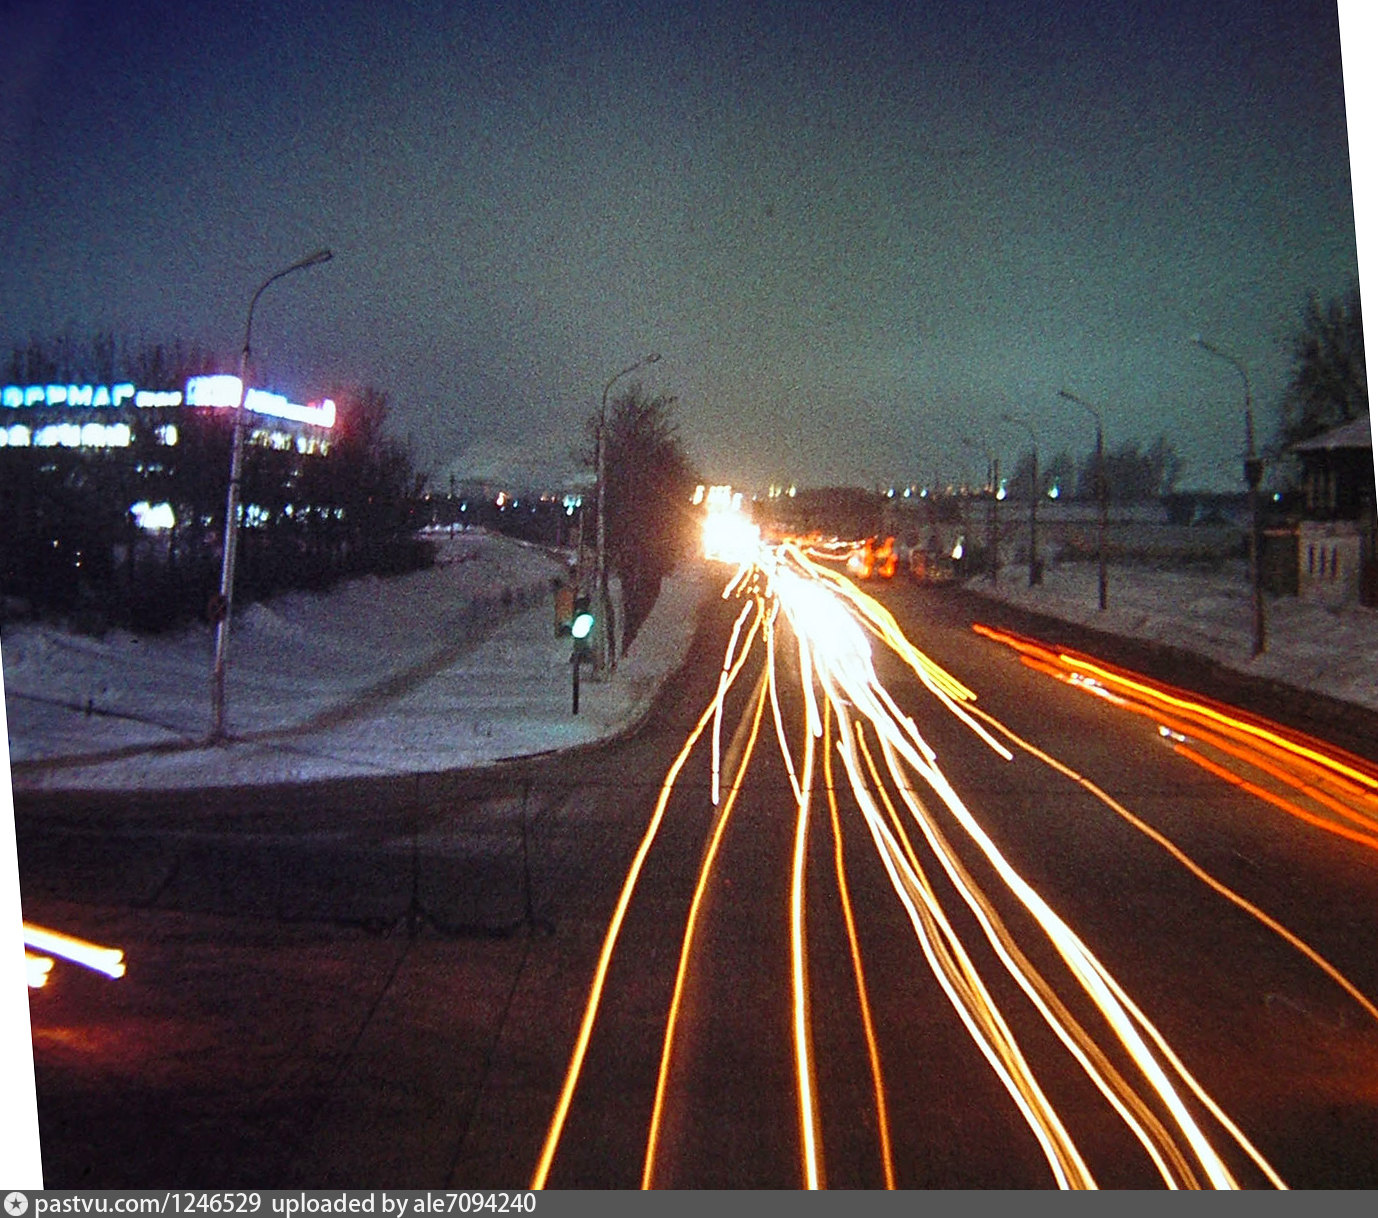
0 0 1365 491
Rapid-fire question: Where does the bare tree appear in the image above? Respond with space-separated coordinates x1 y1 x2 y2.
592 384 699 648
1279 281 1367 446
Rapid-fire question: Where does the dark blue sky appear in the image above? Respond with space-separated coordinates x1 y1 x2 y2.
0 0 1365 491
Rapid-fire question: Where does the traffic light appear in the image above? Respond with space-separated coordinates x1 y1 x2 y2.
570 594 595 714
570 595 594 659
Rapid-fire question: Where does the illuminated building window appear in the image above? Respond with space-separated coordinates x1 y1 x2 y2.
79 422 131 448
35 423 82 448
131 501 175 532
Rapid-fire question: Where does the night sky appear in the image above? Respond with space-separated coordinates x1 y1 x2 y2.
0 0 1367 492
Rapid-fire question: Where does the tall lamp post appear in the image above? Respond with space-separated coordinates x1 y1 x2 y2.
1191 335 1265 656
1058 389 1108 610
960 435 999 583
1001 412 1041 586
595 351 660 673
210 248 333 742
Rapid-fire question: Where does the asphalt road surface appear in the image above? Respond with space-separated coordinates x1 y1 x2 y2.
17 559 1378 1190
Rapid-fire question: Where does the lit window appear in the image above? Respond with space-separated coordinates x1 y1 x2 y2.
35 424 82 447
131 501 175 531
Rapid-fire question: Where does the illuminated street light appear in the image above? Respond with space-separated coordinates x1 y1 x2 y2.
210 248 333 742
595 351 660 673
1190 335 1265 656
1000 411 1041 587
1058 389 1108 610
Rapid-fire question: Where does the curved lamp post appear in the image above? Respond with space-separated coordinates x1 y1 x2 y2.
210 248 333 742
1001 411 1041 587
595 351 660 673
1058 389 1108 610
1191 335 1265 656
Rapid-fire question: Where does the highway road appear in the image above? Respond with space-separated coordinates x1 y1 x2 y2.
17 537 1378 1189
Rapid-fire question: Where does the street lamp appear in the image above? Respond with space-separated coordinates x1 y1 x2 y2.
1001 411 1041 587
1190 335 1265 656
960 434 999 583
595 351 660 673
1058 389 1108 610
210 248 333 741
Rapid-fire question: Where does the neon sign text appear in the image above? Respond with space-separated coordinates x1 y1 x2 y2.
2 377 335 431
2 383 138 409
184 375 335 428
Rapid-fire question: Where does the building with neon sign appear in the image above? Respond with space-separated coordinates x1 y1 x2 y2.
0 375 335 456
0 370 352 625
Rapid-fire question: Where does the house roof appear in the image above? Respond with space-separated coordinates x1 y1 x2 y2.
1290 414 1372 452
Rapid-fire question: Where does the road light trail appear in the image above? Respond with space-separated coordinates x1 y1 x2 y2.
822 700 897 1189
531 595 766 1190
965 624 1378 1027
761 578 826 1186
23 923 126 980
772 546 1280 1188
972 624 1378 833
642 659 773 1188
959 691 1378 1035
851 725 1204 1188
827 700 1096 1188
813 628 1232 1187
767 563 1100 1184
537 513 1332 1188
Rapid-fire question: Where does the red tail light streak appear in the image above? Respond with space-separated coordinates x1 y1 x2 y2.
972 624 1378 853
533 519 1374 1188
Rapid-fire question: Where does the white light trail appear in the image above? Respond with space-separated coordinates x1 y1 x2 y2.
23 924 125 980
535 527 1312 1190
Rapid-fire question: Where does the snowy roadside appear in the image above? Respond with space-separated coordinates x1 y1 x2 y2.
959 558 1378 714
4 534 1376 795
1 531 714 793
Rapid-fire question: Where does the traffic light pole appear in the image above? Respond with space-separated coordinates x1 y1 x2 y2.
570 596 594 714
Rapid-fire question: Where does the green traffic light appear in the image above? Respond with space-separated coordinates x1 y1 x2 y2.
571 611 595 640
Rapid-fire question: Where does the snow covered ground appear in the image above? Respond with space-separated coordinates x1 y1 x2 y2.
2 530 712 793
2 532 1374 800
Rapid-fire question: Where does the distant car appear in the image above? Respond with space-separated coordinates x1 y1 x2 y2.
846 536 897 579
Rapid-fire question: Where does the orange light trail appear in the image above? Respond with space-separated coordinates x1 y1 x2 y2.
960 699 1378 1036
531 596 765 1190
22 924 126 980
973 624 1378 830
823 700 897 1189
534 515 1365 1188
642 661 772 1188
